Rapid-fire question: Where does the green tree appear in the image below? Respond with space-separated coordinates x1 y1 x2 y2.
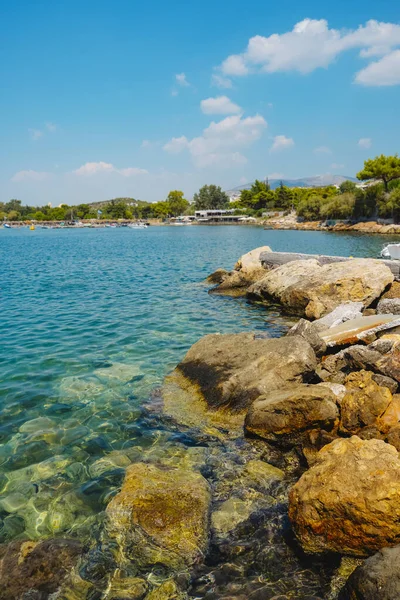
152 201 171 218
339 180 357 194
320 193 355 220
357 154 400 192
166 190 189 217
193 185 229 210
250 179 269 195
275 183 293 209
297 195 324 221
33 211 46 221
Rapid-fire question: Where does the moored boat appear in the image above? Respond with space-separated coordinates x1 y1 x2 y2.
381 243 400 260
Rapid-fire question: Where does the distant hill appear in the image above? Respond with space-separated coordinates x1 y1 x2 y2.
226 174 357 195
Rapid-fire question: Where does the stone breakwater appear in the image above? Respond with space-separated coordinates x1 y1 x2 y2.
6 249 400 599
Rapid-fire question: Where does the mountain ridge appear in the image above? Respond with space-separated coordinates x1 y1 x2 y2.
226 174 357 194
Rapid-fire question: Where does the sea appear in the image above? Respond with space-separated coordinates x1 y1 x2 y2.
0 225 394 593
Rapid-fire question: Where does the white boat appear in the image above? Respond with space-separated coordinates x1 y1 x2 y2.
128 223 148 229
381 243 400 260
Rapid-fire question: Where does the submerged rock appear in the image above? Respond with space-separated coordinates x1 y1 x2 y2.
174 333 316 413
145 580 188 600
289 436 400 556
106 463 211 572
339 546 400 600
247 258 393 319
0 538 83 600
245 384 338 448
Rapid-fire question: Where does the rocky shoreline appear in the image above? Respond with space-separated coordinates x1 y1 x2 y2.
264 216 400 235
5 248 400 599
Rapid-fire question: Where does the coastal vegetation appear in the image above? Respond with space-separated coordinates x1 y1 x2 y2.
2 154 400 224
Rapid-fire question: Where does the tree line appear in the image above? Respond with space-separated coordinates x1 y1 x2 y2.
0 185 230 222
2 154 400 222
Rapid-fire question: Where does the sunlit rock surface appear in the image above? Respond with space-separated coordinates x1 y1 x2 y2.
289 436 400 556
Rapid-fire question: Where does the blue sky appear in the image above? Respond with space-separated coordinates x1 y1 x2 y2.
1 0 399 205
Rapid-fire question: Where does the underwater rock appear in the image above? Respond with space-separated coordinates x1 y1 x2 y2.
245 384 338 448
106 463 211 572
339 545 400 600
289 436 400 556
106 574 148 599
0 538 83 600
145 580 188 600
247 259 393 319
211 498 253 536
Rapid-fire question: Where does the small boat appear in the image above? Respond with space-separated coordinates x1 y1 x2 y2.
381 243 400 260
3 223 11 228
128 223 148 229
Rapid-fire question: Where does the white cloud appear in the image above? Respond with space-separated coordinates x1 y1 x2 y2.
45 122 57 132
163 136 190 154
141 140 151 148
268 172 284 179
358 137 372 149
11 170 50 182
216 19 400 84
74 162 148 176
164 114 267 168
171 89 179 97
330 163 345 169
355 49 400 86
270 135 294 152
314 146 332 154
28 128 43 140
175 73 190 87
221 54 249 76
211 73 233 89
200 95 242 115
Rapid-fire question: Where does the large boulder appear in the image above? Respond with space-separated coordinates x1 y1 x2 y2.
106 463 211 571
247 259 393 319
289 436 400 556
210 246 271 292
339 546 400 600
175 333 316 412
244 384 338 448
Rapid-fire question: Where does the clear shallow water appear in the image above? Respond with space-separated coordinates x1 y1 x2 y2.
0 226 394 545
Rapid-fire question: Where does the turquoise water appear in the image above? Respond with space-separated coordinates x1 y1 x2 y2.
0 226 393 544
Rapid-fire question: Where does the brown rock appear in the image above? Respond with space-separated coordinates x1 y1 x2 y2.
205 268 229 284
378 345 400 382
339 371 393 435
248 258 393 319
175 333 316 413
211 246 271 292
287 319 327 355
244 384 338 448
382 281 400 300
0 539 82 600
106 463 211 571
289 436 400 556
